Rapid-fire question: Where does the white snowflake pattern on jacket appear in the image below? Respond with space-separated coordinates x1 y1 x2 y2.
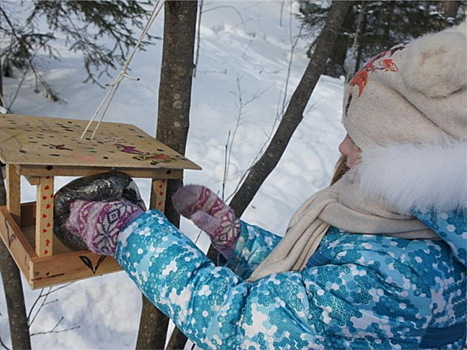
115 208 466 349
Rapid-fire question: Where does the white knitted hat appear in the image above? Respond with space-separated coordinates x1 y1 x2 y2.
342 21 467 150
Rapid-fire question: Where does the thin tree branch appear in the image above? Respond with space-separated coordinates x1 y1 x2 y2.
228 0 354 217
30 316 80 337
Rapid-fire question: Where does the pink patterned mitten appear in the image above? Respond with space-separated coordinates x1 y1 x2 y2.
172 185 240 257
66 199 144 255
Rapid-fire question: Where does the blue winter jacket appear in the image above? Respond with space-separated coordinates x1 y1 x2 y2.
115 208 466 349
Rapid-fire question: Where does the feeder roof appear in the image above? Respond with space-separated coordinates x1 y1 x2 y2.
0 114 201 176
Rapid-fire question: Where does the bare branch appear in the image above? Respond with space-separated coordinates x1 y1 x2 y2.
228 0 354 217
27 284 73 328
30 317 80 337
0 336 10 350
223 77 271 201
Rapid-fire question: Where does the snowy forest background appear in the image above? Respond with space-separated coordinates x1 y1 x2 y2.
0 1 464 349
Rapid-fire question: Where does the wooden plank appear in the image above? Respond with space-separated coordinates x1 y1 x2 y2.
25 176 40 185
151 179 167 211
19 165 184 179
35 176 54 257
0 206 36 282
0 114 200 170
30 251 121 289
6 164 21 225
20 202 36 227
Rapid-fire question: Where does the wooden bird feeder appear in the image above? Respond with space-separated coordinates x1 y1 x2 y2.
0 114 201 289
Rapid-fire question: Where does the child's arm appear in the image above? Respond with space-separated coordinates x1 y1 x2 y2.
412 207 466 266
172 185 284 279
222 220 282 279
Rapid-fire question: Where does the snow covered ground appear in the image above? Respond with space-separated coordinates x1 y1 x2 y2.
0 1 345 348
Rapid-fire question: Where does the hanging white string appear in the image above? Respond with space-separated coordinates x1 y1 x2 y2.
81 0 165 139
0 94 7 114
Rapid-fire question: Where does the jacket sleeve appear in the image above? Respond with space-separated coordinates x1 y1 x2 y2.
222 220 282 279
412 208 466 267
115 210 436 350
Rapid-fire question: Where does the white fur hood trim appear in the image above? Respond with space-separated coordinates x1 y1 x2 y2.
357 141 467 214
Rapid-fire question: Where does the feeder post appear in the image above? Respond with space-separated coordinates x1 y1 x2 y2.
6 164 21 225
151 179 167 212
35 176 54 257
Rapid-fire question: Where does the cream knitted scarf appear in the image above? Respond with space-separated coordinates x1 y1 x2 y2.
248 169 438 281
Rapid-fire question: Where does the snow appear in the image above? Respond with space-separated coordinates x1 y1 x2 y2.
0 1 345 349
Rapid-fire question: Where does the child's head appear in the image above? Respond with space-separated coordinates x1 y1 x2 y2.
342 21 466 151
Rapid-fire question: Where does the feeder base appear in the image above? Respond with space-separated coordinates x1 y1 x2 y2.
0 203 121 289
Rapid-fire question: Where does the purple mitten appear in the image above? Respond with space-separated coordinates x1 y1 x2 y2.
66 199 144 255
172 185 240 257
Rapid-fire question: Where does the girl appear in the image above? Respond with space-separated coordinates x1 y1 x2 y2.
64 22 466 349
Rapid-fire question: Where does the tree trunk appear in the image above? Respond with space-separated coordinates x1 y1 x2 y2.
439 0 461 18
229 0 354 217
354 3 367 77
0 194 32 350
135 1 198 349
0 59 32 350
0 243 31 350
